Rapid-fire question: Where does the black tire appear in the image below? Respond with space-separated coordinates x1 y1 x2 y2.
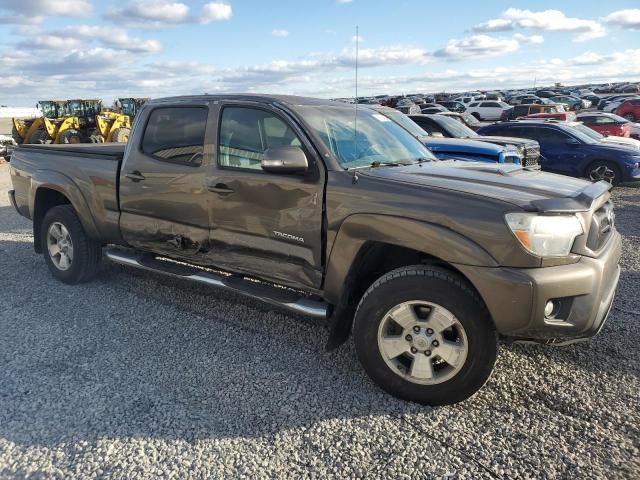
585 160 621 186
623 113 636 122
11 124 24 144
353 265 497 406
471 112 481 120
40 205 102 284
29 129 50 144
110 127 131 143
89 134 104 143
58 129 83 144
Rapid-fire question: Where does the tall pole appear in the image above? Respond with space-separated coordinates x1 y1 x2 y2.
354 25 359 139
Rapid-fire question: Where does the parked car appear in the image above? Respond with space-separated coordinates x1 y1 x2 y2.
572 121 640 150
408 113 540 167
372 107 523 165
577 112 632 138
501 104 572 121
437 112 492 131
550 95 590 111
437 101 466 113
478 120 640 184
597 94 639 111
535 90 558 98
521 111 578 121
421 106 448 114
452 96 481 106
620 84 640 94
616 99 640 122
509 95 542 105
10 94 623 406
395 98 421 114
465 100 511 121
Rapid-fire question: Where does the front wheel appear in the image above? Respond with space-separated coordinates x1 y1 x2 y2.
586 161 621 186
353 266 497 405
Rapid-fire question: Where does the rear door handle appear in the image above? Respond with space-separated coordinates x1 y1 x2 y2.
207 183 234 195
125 171 146 182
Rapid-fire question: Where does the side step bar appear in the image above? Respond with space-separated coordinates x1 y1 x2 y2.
105 248 329 319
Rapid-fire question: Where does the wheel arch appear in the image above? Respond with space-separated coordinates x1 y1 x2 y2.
324 214 497 349
30 172 100 253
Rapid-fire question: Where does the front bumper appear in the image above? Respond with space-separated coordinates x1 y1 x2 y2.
456 231 622 341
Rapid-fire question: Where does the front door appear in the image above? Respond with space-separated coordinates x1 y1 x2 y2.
204 104 325 291
119 104 213 260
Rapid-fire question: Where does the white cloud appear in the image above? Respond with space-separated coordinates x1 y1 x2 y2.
434 34 519 59
0 0 90 23
337 0 353 3
272 29 289 37
472 8 606 42
201 2 232 21
17 25 162 54
471 18 514 32
105 0 232 28
351 35 364 43
603 9 640 30
513 33 544 45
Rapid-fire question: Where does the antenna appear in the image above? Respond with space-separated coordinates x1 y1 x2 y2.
354 25 359 139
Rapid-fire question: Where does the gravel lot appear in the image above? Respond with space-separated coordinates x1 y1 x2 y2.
0 163 638 479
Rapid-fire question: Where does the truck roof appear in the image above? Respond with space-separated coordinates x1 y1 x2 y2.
150 94 343 107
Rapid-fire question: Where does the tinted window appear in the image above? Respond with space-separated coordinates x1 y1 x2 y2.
218 107 302 171
142 107 207 165
519 127 568 144
484 102 501 107
469 102 480 107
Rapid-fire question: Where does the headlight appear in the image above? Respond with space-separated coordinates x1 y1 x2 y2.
505 213 583 257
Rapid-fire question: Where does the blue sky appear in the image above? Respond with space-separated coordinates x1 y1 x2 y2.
0 0 639 105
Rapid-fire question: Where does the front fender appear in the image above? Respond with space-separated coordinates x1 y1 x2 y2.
323 214 498 304
29 169 100 240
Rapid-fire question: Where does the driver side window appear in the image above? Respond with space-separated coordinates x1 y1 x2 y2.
218 107 301 171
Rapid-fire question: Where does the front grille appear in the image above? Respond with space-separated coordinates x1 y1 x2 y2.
587 201 615 251
523 144 540 168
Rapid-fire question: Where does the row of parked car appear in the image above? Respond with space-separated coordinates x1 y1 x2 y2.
359 105 640 185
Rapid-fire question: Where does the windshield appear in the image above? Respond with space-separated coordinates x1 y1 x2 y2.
461 113 480 126
39 102 60 118
65 101 83 116
297 105 436 168
435 114 477 138
569 124 602 143
375 108 430 138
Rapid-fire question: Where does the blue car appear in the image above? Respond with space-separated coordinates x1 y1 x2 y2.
372 106 523 164
477 120 640 185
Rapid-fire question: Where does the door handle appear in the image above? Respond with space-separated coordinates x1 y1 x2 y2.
125 171 146 182
207 183 234 195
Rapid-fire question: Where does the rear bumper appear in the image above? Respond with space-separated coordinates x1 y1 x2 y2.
457 231 622 341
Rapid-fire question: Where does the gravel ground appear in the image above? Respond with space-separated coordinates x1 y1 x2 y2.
0 163 638 479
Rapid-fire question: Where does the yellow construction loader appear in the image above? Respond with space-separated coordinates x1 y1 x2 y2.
96 97 148 143
56 99 103 144
11 101 66 144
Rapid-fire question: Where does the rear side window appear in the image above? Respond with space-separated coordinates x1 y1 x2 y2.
469 102 480 107
218 107 302 171
142 107 207 166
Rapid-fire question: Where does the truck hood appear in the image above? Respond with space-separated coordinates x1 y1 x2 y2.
362 161 609 212
422 137 514 154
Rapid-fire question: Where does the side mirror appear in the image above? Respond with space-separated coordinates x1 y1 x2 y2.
261 146 309 173
566 138 580 146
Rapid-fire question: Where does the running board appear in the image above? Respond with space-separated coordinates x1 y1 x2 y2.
105 248 328 319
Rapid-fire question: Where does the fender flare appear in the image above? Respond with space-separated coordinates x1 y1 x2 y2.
29 169 101 240
323 213 498 305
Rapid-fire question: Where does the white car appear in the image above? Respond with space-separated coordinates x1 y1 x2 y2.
453 95 483 106
465 100 512 121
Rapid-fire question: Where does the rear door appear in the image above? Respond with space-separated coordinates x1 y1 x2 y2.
516 126 582 175
119 103 213 259
204 103 326 290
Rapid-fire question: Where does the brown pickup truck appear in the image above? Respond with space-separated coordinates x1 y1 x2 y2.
8 94 621 405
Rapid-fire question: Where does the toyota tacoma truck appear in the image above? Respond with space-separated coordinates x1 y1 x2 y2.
8 95 622 406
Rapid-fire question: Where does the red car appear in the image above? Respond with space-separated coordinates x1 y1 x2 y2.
617 99 640 122
576 112 631 137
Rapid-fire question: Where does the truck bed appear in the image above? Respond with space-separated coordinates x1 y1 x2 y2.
9 143 123 244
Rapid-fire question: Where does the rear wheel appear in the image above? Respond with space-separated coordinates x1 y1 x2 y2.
586 161 621 186
353 266 497 405
623 113 636 122
59 129 83 144
110 127 131 143
41 205 102 284
11 124 24 144
29 129 50 144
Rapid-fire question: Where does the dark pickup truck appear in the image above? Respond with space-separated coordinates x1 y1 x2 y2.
8 94 622 405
